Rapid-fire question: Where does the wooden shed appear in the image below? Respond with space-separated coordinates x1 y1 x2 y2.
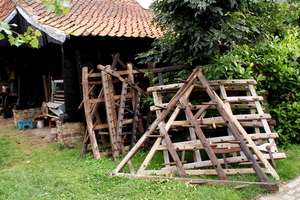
0 0 162 121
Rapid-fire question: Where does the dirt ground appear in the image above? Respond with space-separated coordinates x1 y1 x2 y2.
0 116 57 146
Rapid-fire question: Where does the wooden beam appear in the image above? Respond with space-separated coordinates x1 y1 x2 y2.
111 67 201 175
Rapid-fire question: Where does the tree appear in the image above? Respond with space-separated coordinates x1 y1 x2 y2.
0 0 71 48
137 0 300 67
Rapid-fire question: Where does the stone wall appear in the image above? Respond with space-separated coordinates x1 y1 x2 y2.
13 108 41 126
56 121 85 147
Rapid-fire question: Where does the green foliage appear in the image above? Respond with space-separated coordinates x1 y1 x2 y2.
141 97 154 107
272 101 300 146
6 26 42 48
0 0 71 48
41 0 71 16
137 0 300 67
208 29 300 145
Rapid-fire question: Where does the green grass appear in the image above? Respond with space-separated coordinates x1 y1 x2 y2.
0 125 299 200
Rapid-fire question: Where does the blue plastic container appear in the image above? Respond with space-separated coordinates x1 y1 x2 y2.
17 120 34 130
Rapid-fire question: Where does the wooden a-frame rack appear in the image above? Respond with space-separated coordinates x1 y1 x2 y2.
80 55 150 160
111 67 285 191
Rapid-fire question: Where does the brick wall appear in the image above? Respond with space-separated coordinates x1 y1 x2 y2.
13 108 41 125
56 121 85 147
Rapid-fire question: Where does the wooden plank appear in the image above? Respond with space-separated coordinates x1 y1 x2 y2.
152 90 170 167
97 64 150 98
163 153 286 170
208 79 257 85
82 67 100 159
142 168 270 176
127 63 144 148
113 173 278 191
116 81 129 153
158 123 188 178
88 94 133 104
147 81 253 93
197 69 279 181
179 97 227 180
101 70 120 161
222 96 263 102
111 67 201 175
150 103 257 111
175 133 279 144
171 114 272 127
94 119 133 130
156 143 242 151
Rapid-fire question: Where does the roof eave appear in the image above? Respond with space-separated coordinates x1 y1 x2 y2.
16 5 68 43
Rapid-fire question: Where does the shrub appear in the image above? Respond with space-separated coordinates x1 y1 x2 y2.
206 29 300 146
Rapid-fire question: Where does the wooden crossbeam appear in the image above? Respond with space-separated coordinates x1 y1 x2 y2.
179 97 227 180
82 67 100 159
110 66 283 191
197 68 279 181
101 70 120 161
112 67 201 174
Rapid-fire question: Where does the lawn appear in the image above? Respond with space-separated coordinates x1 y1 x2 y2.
0 120 299 200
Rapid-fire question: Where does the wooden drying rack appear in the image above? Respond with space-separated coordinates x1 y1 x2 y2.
110 67 285 191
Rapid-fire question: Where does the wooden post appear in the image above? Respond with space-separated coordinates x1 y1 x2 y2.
111 67 201 174
82 67 100 159
179 98 227 180
197 68 279 181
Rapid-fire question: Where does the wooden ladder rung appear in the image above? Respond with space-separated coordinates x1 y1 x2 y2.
239 161 263 166
147 135 164 138
213 147 242 154
162 161 187 166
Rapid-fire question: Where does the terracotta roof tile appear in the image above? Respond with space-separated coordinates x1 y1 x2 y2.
15 0 163 39
0 0 17 21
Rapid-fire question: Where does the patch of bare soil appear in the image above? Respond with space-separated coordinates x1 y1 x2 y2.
0 116 57 153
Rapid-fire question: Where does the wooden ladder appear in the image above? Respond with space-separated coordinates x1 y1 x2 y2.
111 67 282 191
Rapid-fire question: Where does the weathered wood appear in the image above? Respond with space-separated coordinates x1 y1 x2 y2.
197 68 279 181
101 70 120 161
111 67 201 175
82 67 100 159
88 94 133 104
97 64 150 98
127 63 145 148
150 103 257 111
208 79 257 85
142 168 269 176
171 114 272 127
158 123 188 178
162 153 286 170
131 91 141 148
222 96 263 102
116 81 129 153
152 90 171 167
112 173 279 191
179 97 227 180
156 142 243 151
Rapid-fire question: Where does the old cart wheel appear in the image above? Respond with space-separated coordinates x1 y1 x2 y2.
4 95 18 118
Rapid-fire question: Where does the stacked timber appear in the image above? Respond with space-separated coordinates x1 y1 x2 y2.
111 67 285 191
80 57 151 161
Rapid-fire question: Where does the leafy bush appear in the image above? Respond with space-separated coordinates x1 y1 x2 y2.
206 29 300 145
137 0 300 67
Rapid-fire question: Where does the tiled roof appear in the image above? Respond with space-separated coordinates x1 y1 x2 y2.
0 0 17 21
15 0 163 41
